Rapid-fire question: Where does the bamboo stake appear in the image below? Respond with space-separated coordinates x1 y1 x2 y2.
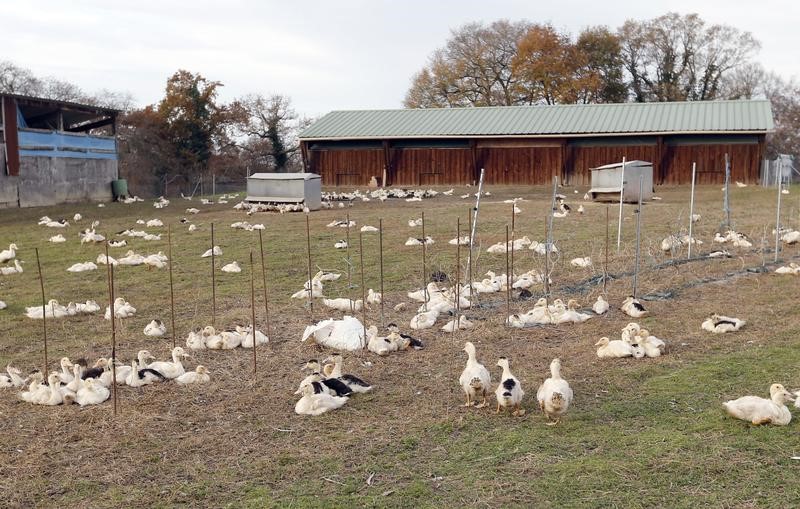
688 162 697 259
108 261 118 416
35 248 48 377
617 157 626 254
210 222 216 327
505 225 511 324
379 218 385 327
421 211 428 311
168 224 176 348
305 214 314 319
359 230 368 347
250 251 257 377
258 230 271 339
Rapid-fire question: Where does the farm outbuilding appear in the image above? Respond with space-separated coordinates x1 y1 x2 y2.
299 100 773 187
0 93 119 208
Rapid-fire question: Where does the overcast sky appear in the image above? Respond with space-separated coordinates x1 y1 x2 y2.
3 0 798 117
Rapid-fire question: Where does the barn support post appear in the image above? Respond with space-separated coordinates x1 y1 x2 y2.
723 153 731 229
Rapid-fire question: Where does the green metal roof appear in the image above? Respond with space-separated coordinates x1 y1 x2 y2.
300 100 773 140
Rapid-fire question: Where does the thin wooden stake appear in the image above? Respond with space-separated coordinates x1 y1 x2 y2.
688 162 697 259
379 218 385 327
468 208 474 305
346 212 353 312
632 175 644 298
604 206 609 294
210 222 216 327
359 230 368 347
543 217 550 300
35 248 48 377
250 251 257 377
258 230 271 339
454 217 461 339
510 203 515 289
168 224 176 349
617 157 626 254
305 214 314 319
505 225 511 324
775 159 783 262
108 261 118 416
421 211 428 311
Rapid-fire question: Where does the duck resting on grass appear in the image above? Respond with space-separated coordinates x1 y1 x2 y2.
723 384 794 425
620 296 648 318
701 314 745 333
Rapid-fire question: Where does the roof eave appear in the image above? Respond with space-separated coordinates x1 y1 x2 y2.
300 129 772 142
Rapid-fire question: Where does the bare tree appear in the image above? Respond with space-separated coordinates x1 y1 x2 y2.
618 13 760 102
404 20 531 108
235 94 304 172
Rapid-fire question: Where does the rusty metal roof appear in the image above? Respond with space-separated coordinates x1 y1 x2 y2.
300 100 773 140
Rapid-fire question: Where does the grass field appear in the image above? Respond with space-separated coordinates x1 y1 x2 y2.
0 184 799 508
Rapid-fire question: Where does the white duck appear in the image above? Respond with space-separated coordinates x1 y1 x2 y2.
322 298 363 312
147 347 189 379
294 382 349 416
620 296 648 318
76 378 110 406
67 261 98 273
186 329 206 350
302 316 366 351
570 257 592 268
201 246 223 258
595 337 633 358
238 325 269 348
221 261 241 273
33 373 64 406
701 314 745 333
203 325 224 349
459 342 491 408
0 243 18 264
536 358 574 425
366 289 382 305
494 357 525 416
0 260 23 275
117 250 145 266
723 384 794 425
441 315 473 332
105 297 136 319
144 319 167 337
176 366 210 385
410 308 439 330
19 373 47 403
49 234 66 243
592 295 609 315
636 329 665 358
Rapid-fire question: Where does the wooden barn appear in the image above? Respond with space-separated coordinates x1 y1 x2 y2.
298 100 773 187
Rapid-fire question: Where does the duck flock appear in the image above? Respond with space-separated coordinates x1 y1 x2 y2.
1 186 799 427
